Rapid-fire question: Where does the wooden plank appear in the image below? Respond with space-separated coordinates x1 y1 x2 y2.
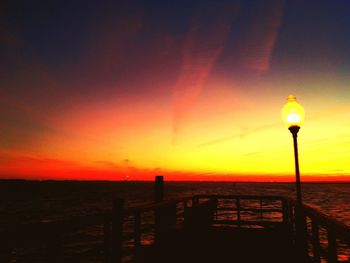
216 208 282 213
214 220 282 227
195 194 283 200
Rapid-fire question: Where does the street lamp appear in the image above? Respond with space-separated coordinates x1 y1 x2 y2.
281 95 308 260
281 95 305 206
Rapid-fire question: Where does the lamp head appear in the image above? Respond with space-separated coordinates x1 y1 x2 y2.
281 95 305 129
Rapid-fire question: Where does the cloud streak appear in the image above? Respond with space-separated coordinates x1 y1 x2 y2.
196 123 277 148
237 0 285 72
172 2 239 142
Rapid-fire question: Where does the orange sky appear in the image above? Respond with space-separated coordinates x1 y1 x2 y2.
1 0 350 181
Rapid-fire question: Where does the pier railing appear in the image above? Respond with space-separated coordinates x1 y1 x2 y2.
1 195 350 262
282 196 350 263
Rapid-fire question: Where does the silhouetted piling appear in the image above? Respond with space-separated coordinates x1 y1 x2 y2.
154 176 164 202
154 176 176 243
327 229 337 263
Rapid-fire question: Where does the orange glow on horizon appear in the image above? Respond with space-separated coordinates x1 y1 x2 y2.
2 85 350 182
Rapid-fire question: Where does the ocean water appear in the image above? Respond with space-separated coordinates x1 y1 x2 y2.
1 180 350 226
1 180 350 262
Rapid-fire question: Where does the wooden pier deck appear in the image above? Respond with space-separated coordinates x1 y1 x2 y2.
132 195 300 263
2 186 350 262
134 226 297 263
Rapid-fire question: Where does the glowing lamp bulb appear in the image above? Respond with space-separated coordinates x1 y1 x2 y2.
287 113 300 123
281 95 305 128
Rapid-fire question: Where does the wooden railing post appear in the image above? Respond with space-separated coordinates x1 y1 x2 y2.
183 200 188 210
295 206 309 261
184 198 215 230
260 199 264 221
282 200 294 243
327 228 337 263
289 205 295 234
311 221 321 263
192 196 198 207
155 176 164 202
110 198 124 263
212 197 218 221
282 200 289 224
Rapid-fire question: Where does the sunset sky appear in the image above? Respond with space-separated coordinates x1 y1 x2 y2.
1 0 350 181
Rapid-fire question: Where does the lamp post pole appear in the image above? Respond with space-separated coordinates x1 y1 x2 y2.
289 126 302 206
282 95 307 261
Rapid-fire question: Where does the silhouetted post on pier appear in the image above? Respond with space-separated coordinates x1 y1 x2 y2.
327 229 337 263
154 176 177 244
154 175 164 202
110 198 124 263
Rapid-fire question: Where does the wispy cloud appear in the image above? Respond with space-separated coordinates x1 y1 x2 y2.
197 123 277 148
237 0 285 72
172 2 239 143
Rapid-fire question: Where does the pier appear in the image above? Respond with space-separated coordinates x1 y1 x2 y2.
1 179 350 262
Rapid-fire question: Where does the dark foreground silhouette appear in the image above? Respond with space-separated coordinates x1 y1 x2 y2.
1 178 348 262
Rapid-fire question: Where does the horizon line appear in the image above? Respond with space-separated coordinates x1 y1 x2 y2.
1 178 350 183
